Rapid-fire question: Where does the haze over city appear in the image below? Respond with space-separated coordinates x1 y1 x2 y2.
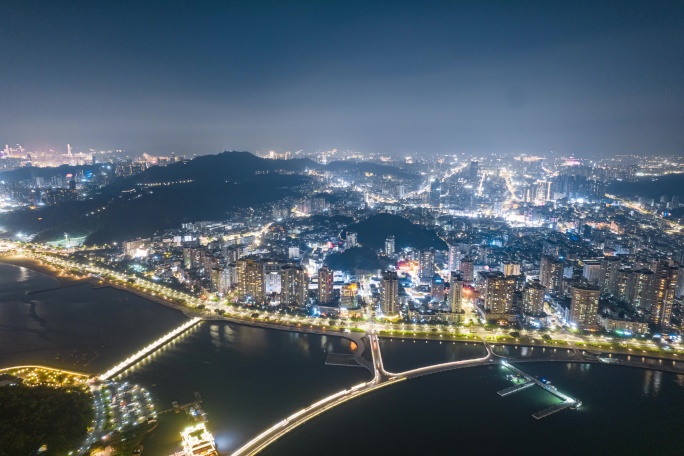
2 0 683 156
2 1 684 456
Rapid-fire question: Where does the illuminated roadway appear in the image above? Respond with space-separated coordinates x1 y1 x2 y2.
231 333 496 456
100 317 202 380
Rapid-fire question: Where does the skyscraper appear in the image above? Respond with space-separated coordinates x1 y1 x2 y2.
460 257 474 282
569 282 600 330
318 266 333 304
449 272 463 313
448 245 461 272
381 270 399 315
599 256 622 295
281 265 307 306
419 249 435 284
482 271 515 315
540 255 564 294
582 260 602 285
614 268 634 303
340 283 359 309
236 258 264 302
385 236 395 256
650 262 678 327
522 280 545 315
631 269 655 310
469 160 479 182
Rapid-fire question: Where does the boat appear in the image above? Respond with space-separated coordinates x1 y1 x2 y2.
147 417 158 432
133 445 143 455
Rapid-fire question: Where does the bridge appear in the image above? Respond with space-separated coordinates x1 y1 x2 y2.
231 332 498 456
100 317 202 380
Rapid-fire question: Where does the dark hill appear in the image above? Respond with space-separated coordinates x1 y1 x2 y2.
325 161 418 180
0 152 313 244
325 247 392 273
127 151 319 186
345 214 447 251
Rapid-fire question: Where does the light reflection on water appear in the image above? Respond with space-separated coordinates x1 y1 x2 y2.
642 369 663 397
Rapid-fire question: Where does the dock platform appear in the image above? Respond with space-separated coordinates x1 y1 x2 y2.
532 402 572 420
497 381 534 396
500 361 580 419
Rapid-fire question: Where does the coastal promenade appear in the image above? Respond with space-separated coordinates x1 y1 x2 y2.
3 250 684 377
4 250 684 455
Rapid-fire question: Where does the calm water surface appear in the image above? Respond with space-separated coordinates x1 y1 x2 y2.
263 362 684 456
3 263 684 456
379 337 487 372
0 263 187 373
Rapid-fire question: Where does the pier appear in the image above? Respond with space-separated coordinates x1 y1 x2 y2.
497 380 534 396
532 402 573 420
500 361 580 419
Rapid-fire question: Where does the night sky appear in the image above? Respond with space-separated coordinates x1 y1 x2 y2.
1 0 683 157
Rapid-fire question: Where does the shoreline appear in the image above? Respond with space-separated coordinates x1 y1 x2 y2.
0 254 90 288
0 254 201 318
3 254 683 372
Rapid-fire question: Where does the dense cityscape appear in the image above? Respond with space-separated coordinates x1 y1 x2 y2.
4 148 684 337
1 1 683 455
2 148 684 453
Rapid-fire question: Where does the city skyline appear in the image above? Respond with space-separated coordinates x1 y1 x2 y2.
1 0 683 156
2 1 684 454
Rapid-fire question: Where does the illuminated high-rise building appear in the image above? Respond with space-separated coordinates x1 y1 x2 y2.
582 260 602 285
340 283 359 309
263 260 282 295
522 280 545 315
599 256 622 295
449 272 463 313
419 249 435 283
650 262 678 327
460 257 474 282
281 265 307 306
615 268 634 302
236 258 264 302
318 266 333 304
482 271 515 314
540 255 564 294
569 282 600 330
385 235 395 255
381 270 399 315
631 269 655 310
448 245 461 272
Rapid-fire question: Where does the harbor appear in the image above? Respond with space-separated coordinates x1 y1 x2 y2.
499 361 581 419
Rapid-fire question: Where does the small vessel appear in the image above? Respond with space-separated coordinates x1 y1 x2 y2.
147 417 158 432
133 444 143 455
